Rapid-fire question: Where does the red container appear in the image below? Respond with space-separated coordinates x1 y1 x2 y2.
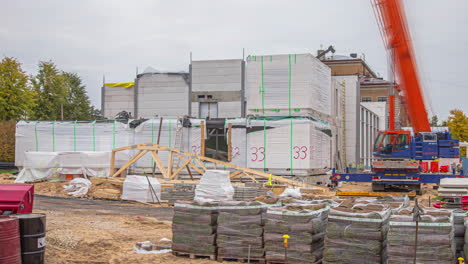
440 165 449 173
419 162 428 172
430 161 439 172
0 184 34 215
0 217 21 264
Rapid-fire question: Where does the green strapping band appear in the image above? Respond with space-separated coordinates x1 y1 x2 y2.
52 121 55 152
288 54 293 175
34 122 38 151
92 120 96 151
73 120 77 152
112 120 116 149
261 56 266 171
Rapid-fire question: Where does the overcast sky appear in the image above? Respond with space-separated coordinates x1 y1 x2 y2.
1 0 467 120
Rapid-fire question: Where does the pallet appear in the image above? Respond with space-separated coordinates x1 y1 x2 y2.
172 251 216 260
217 256 266 263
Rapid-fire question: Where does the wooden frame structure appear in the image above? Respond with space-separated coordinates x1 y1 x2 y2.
109 142 305 187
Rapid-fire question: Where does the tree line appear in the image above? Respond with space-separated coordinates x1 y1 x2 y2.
0 57 99 121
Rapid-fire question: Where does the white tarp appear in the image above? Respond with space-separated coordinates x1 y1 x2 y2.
225 118 247 167
15 151 117 183
246 117 331 176
246 53 331 118
122 175 161 203
64 178 92 198
194 170 234 202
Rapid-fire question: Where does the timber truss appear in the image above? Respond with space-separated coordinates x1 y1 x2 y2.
109 142 305 187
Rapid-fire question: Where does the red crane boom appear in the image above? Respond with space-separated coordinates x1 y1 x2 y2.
373 0 431 133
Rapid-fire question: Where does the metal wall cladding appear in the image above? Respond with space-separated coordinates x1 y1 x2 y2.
137 73 189 118
0 217 21 264
103 86 134 118
246 53 331 116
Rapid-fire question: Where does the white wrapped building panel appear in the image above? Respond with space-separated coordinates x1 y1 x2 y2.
15 121 132 167
218 102 242 118
246 53 331 118
246 117 331 176
103 85 134 118
137 73 189 118
225 118 247 167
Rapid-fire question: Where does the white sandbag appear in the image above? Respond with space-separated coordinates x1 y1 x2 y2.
279 188 302 198
194 170 234 202
122 175 161 203
64 178 92 198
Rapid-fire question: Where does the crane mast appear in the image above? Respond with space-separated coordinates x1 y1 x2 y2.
372 0 431 133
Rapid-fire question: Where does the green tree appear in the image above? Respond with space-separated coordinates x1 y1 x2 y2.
0 57 36 120
62 72 94 120
31 61 67 120
446 109 468 157
430 115 439 127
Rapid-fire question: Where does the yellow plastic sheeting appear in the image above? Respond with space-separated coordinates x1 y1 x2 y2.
104 82 134 88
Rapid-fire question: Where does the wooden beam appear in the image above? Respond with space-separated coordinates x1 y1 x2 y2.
230 171 243 178
167 151 174 178
171 158 192 179
200 121 205 156
193 158 207 171
173 152 205 175
186 165 194 181
228 123 232 162
149 151 168 178
109 151 116 176
112 150 148 177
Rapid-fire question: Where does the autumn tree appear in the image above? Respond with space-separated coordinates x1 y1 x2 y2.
30 61 67 120
446 109 468 157
0 57 36 120
430 115 439 127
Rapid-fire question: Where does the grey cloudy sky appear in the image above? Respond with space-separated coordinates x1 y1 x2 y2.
1 0 467 120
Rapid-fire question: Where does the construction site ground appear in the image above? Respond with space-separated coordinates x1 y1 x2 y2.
0 173 439 263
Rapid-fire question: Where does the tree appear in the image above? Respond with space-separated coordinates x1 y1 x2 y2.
430 115 439 127
0 57 36 120
30 61 67 120
446 109 468 157
62 72 94 120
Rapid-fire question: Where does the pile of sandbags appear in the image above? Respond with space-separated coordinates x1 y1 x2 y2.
387 207 455 264
265 203 329 263
323 200 391 263
217 201 277 260
171 201 218 256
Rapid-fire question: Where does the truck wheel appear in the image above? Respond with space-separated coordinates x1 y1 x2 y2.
372 182 385 192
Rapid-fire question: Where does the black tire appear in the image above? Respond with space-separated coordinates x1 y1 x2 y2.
372 182 385 192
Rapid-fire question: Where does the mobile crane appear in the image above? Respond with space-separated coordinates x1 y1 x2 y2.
331 0 461 194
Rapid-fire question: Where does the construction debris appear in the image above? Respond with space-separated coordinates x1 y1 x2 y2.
63 178 92 198
265 202 329 263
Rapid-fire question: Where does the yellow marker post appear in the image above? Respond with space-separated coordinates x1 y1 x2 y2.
458 257 464 264
283 234 290 261
268 174 273 186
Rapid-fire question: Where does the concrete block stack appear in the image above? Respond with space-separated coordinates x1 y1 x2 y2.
453 210 466 257
387 207 455 263
233 186 268 201
323 200 391 263
216 201 274 260
264 203 329 263
161 183 196 204
171 201 218 256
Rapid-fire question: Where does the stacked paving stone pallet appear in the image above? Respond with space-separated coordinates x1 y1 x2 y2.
387 207 455 263
171 201 218 257
265 202 329 263
161 183 196 205
453 210 466 257
234 186 268 201
217 201 278 261
323 199 391 263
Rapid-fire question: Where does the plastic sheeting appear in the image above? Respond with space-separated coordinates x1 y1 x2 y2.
122 175 161 203
246 53 331 118
225 118 247 167
246 117 331 176
64 178 92 198
194 170 234 202
15 151 117 183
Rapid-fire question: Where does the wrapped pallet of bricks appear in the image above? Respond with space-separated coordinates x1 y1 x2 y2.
264 203 329 263
171 201 218 258
216 201 279 262
453 210 466 257
387 207 455 264
323 200 391 264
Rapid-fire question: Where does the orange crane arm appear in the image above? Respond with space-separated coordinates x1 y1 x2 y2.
373 0 431 133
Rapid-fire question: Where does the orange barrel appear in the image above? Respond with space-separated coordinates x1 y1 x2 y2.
0 217 21 264
12 214 46 264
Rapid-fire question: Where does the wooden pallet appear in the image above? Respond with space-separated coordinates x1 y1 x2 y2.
217 256 266 263
172 251 216 260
